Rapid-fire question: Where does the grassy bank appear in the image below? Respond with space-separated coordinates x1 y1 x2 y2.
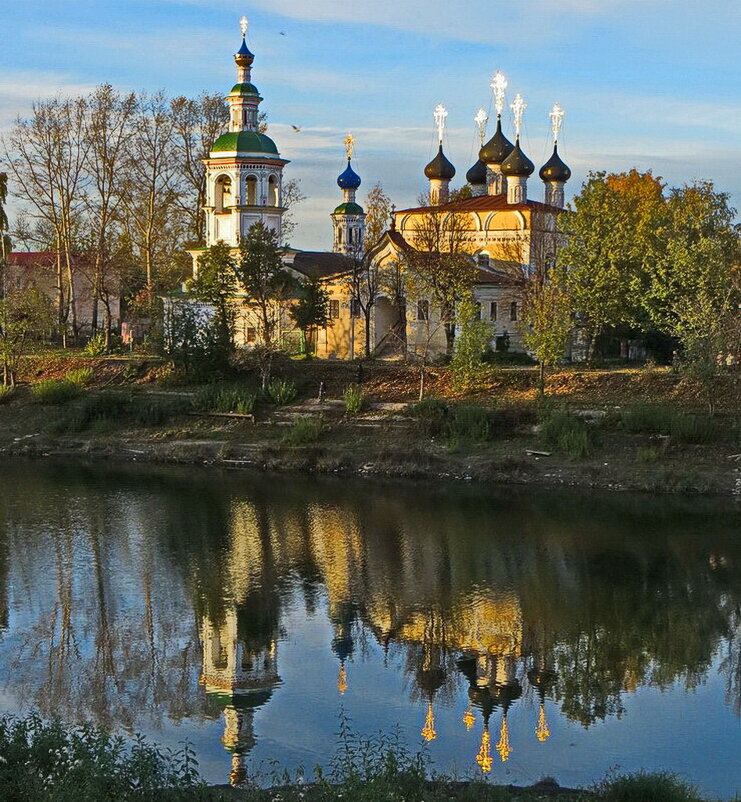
0 714 719 801
1 355 739 496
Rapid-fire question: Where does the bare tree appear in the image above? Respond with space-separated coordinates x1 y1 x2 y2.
4 97 90 344
120 92 181 301
83 85 137 341
402 196 476 357
280 177 306 246
170 93 229 243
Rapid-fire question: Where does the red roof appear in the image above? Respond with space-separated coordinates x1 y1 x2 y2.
396 194 562 215
8 251 59 267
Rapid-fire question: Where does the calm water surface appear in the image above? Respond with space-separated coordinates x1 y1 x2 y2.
0 461 738 797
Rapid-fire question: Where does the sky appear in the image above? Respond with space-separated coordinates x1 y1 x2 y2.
2 0 740 250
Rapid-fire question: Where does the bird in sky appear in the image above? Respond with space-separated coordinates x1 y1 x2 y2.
291 125 301 132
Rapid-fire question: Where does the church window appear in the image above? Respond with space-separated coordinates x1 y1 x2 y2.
417 299 430 321
214 175 232 213
490 301 498 321
246 175 257 205
246 327 257 343
268 175 279 206
350 298 361 318
510 301 518 321
477 252 490 268
328 299 340 320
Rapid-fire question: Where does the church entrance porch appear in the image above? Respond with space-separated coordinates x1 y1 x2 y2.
373 297 406 358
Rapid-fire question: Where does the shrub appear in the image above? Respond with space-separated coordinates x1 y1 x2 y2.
47 391 187 433
267 377 298 405
636 446 661 464
449 402 490 442
669 413 718 444
343 384 366 416
282 416 323 445
483 349 537 366
193 384 256 415
621 403 673 435
0 385 14 404
65 367 94 386
31 379 82 405
408 399 451 436
596 770 702 802
0 713 203 801
540 408 590 458
83 332 107 356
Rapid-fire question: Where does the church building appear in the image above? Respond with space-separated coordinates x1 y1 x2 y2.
187 20 573 359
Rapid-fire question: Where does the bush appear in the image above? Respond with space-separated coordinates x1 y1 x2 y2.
483 349 537 366
193 384 256 415
65 367 94 387
0 713 203 801
282 416 323 445
343 384 366 416
0 385 14 404
596 770 702 802
621 403 673 435
47 391 188 433
408 399 451 436
83 332 107 356
540 408 591 458
449 403 490 442
669 413 718 444
31 379 82 405
266 377 298 405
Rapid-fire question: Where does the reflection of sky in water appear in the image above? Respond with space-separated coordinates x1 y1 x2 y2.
0 462 738 799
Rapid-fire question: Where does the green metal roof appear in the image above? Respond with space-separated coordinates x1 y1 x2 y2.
230 82 260 96
211 131 279 156
333 201 364 216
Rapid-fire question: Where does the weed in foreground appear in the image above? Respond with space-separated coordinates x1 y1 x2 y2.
594 770 702 802
65 367 94 387
343 384 366 416
193 383 257 415
267 378 298 406
282 416 323 445
30 379 82 405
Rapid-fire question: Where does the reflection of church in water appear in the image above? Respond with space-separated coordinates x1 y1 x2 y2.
195 499 559 786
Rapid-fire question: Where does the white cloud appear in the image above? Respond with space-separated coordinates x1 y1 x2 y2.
0 71 96 130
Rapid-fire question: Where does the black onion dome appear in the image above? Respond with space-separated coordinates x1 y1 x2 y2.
539 144 571 182
235 37 255 67
479 117 513 165
466 158 487 186
500 137 534 177
337 158 362 190
424 145 456 180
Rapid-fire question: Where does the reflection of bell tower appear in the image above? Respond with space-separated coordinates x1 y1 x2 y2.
528 667 556 744
331 601 357 696
200 606 281 786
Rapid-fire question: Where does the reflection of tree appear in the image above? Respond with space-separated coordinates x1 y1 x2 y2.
0 461 738 773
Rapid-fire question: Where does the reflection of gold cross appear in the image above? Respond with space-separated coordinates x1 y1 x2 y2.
240 16 249 37
344 132 355 160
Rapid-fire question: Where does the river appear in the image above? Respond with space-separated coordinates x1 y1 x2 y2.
0 461 738 797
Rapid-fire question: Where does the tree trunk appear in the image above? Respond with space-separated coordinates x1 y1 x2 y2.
444 322 455 358
419 365 426 401
539 361 545 397
364 307 372 359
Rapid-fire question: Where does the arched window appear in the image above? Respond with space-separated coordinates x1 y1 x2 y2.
245 175 258 205
268 175 280 206
214 175 232 214
477 252 490 268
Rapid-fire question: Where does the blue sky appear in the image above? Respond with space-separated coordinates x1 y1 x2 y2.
2 0 739 250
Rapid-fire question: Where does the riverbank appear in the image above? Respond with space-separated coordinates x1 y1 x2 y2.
1 356 739 496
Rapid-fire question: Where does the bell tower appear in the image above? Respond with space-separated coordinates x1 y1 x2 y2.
203 17 290 248
332 134 366 255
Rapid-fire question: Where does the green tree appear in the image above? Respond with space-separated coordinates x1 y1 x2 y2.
0 288 55 385
190 241 237 371
290 278 328 356
450 297 493 393
559 170 665 359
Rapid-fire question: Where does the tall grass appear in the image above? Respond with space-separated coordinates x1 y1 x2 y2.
282 416 323 445
31 379 82 405
267 378 298 405
65 367 94 387
621 403 719 444
47 391 187 433
449 403 490 442
539 407 591 459
594 770 702 801
409 400 492 443
193 384 256 415
343 384 366 416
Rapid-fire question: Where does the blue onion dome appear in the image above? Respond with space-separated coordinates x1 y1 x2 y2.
424 145 456 180
337 158 361 190
235 36 255 67
500 137 535 177
539 144 571 182
479 117 514 165
466 158 487 186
